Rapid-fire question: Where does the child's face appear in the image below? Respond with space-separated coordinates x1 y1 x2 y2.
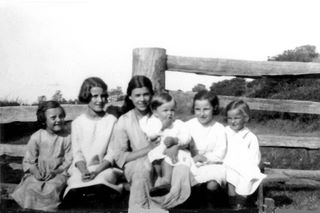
45 107 65 134
129 87 152 113
88 87 108 113
227 108 247 132
153 100 175 125
194 99 214 125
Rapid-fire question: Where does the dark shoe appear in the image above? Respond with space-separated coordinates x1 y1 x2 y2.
149 184 171 197
229 195 246 211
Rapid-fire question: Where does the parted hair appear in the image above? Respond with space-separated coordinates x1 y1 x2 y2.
192 90 220 115
224 100 250 120
78 77 108 104
37 100 65 129
150 92 175 111
121 75 154 114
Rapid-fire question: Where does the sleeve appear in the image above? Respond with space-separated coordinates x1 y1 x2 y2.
175 120 191 146
204 126 227 163
71 120 86 163
112 116 131 168
58 135 73 172
103 117 117 165
248 133 261 166
22 132 40 173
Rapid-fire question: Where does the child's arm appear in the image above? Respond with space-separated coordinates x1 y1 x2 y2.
163 136 178 148
52 135 73 175
248 134 261 166
203 130 227 164
23 132 44 180
72 122 90 181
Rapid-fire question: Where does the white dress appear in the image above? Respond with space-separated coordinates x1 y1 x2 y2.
139 115 193 166
185 118 227 185
64 113 123 197
224 126 266 196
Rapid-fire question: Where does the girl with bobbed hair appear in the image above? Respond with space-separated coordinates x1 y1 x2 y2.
62 77 123 209
12 101 72 211
185 90 227 207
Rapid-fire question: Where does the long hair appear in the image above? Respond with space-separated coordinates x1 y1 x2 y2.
78 77 108 104
121 75 154 114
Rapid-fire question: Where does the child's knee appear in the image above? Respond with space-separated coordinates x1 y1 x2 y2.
207 180 219 191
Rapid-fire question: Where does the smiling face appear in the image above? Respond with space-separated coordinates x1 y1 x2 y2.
153 100 175 125
227 108 247 132
88 87 108 113
194 99 214 125
129 87 152 113
45 107 65 134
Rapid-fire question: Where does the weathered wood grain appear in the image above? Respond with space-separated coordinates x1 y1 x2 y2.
258 135 320 149
167 55 320 77
219 96 320 115
0 144 26 157
133 48 167 93
265 168 320 181
0 102 123 123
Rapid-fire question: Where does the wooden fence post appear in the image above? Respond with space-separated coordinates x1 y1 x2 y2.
132 48 167 93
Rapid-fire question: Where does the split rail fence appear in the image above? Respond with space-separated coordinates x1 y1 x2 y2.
1 48 320 213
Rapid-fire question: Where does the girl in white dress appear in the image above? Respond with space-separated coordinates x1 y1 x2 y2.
185 90 227 192
224 100 266 209
139 92 192 197
62 77 123 208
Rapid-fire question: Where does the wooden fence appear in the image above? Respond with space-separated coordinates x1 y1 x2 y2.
1 47 320 213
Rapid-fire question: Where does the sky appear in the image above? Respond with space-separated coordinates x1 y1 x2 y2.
1 0 320 104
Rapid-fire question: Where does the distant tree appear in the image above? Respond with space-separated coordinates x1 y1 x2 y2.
268 45 319 62
192 83 207 92
109 86 123 96
249 45 320 99
37 95 47 104
210 78 246 96
52 90 66 103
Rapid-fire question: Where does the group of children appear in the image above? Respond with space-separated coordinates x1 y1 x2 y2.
11 76 265 211
141 90 266 209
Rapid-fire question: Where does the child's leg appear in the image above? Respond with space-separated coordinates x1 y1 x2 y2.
228 183 247 209
161 160 173 185
228 183 236 196
152 160 162 178
149 161 172 197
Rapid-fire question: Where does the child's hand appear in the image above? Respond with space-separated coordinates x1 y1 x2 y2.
30 166 44 181
81 170 91 182
148 134 161 142
44 171 56 181
89 171 99 180
193 154 207 163
148 137 160 150
164 137 178 148
163 145 179 164
161 118 173 130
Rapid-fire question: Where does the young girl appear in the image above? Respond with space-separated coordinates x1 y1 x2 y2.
185 90 227 191
139 92 192 197
11 101 72 211
62 77 123 208
223 100 266 209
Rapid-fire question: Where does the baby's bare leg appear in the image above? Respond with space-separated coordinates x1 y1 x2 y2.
161 160 173 185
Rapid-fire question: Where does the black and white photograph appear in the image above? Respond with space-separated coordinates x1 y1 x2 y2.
1 1 320 213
